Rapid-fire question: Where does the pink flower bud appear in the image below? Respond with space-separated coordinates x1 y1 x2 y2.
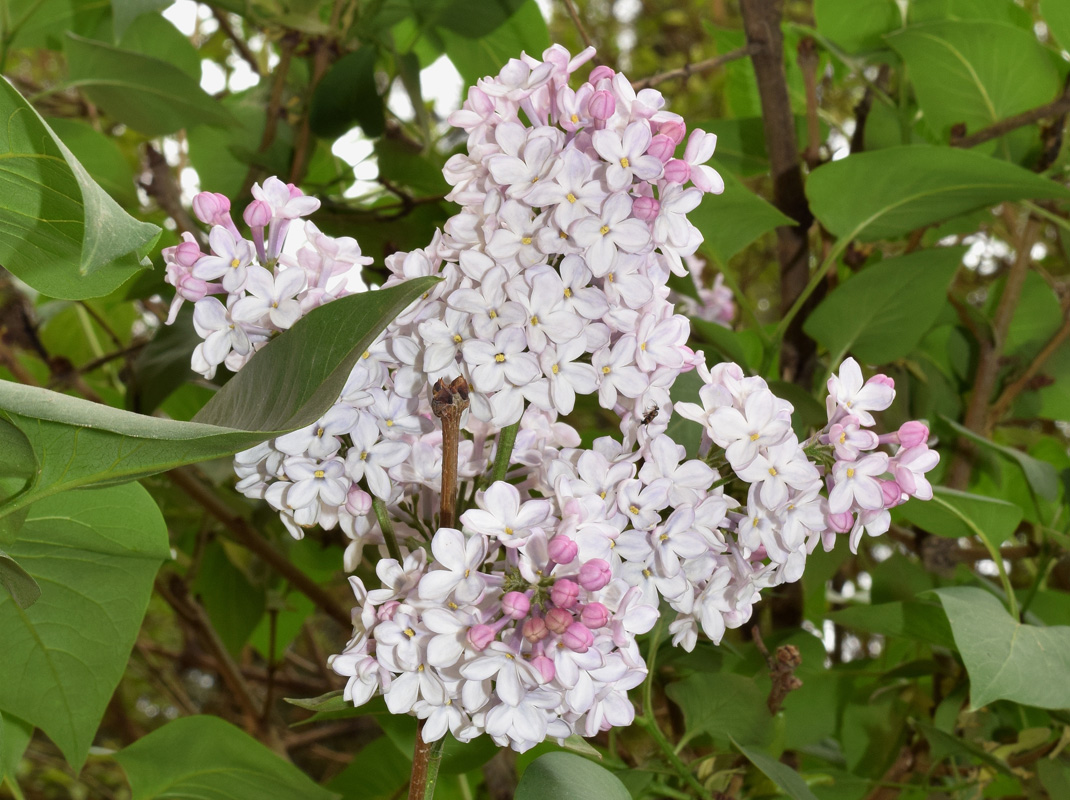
748 545 768 563
828 511 854 533
192 192 230 225
243 199 272 228
378 601 399 621
502 591 530 619
551 579 580 609
523 616 549 643
631 195 660 221
580 602 609 629
663 158 691 184
880 479 904 507
531 654 556 682
174 273 209 302
563 622 594 652
174 240 203 268
659 120 686 144
588 65 615 83
578 558 612 591
467 624 496 651
589 90 616 120
898 421 930 448
345 485 372 516
545 607 573 635
646 133 676 162
547 535 578 565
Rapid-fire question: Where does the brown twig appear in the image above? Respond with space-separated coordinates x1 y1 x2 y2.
751 626 803 715
951 92 1070 150
210 7 262 77
987 303 1070 426
740 0 817 385
241 33 297 198
430 376 469 530
850 64 889 154
561 0 595 53
167 466 352 628
290 0 347 185
141 143 204 246
947 215 1038 489
630 45 759 91
798 36 822 168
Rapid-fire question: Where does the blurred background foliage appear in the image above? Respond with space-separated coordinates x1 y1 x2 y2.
1 0 1070 798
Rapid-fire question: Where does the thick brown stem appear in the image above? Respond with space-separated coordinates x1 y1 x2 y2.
951 92 1070 149
430 376 470 530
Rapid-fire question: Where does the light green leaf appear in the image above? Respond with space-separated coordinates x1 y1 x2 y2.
0 278 438 517
515 752 630 800
933 586 1070 710
942 418 1059 502
47 118 138 207
0 76 160 300
0 550 40 609
110 0 171 40
325 736 409 799
441 0 549 86
830 601 955 648
115 715 340 800
806 146 1070 242
119 12 201 79
0 482 168 769
804 247 962 364
665 672 772 747
0 711 32 787
1042 0 1070 50
65 33 233 136
815 0 901 52
0 420 34 480
732 738 819 800
895 487 1022 547
887 22 1059 151
692 166 794 267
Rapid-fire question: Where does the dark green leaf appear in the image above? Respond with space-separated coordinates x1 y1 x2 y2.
815 0 901 52
0 420 34 479
830 601 955 648
914 720 1015 776
193 541 265 656
0 278 437 516
115 715 340 800
435 0 527 37
514 752 630 800
0 482 168 769
110 0 171 40
887 22 1059 153
665 672 772 747
326 735 409 799
894 487 1022 547
942 418 1059 502
310 47 384 139
933 586 1070 710
124 304 200 414
692 167 793 266
65 33 233 136
441 0 549 86
0 711 32 787
119 12 201 79
0 550 40 609
806 146 1070 242
732 738 819 800
0 76 160 300
803 247 962 364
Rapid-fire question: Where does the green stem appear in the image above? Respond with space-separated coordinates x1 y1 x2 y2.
490 421 519 483
373 497 403 562
712 265 770 344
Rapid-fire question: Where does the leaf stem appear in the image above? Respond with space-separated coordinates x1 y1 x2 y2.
490 421 519 484
373 497 403 562
409 724 445 800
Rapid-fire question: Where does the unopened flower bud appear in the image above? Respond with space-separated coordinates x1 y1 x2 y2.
243 199 272 228
580 602 609 629
578 558 612 591
547 535 578 565
898 421 929 448
523 616 549 643
659 119 686 144
828 511 854 533
192 192 230 225
663 158 691 184
345 485 372 516
646 133 676 162
531 654 556 682
551 579 580 609
378 601 399 621
589 90 616 120
545 607 572 634
563 622 594 652
502 591 530 619
631 195 660 221
467 624 495 651
588 65 615 83
879 479 904 507
174 240 203 268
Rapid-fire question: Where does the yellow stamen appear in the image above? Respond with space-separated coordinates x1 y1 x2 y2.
629 504 640 514
566 192 577 203
563 287 572 298
551 364 559 374
599 224 610 235
570 113 579 123
846 468 855 478
750 432 760 441
314 470 325 478
504 526 514 535
620 157 630 168
602 365 611 374
230 258 240 268
521 236 532 245
494 353 506 363
530 315 539 325
768 467 777 476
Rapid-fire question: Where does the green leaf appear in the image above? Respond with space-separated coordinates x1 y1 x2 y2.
124 304 200 414
65 33 233 136
0 550 40 609
732 738 819 800
887 22 1059 152
193 541 265 656
0 482 168 769
118 12 201 79
47 118 138 207
665 672 772 747
115 715 340 800
1042 0 1070 50
914 720 1016 776
932 586 1070 710
326 735 409 799
110 0 171 40
942 418 1059 502
806 146 1070 242
434 0 527 37
441 0 549 86
830 601 955 648
0 711 32 786
0 420 34 480
894 487 1022 547
815 0 901 52
514 752 630 800
0 278 437 516
0 76 160 300
691 167 794 266
310 47 384 139
803 247 962 364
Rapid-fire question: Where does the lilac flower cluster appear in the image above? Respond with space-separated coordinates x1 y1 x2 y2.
166 45 940 751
